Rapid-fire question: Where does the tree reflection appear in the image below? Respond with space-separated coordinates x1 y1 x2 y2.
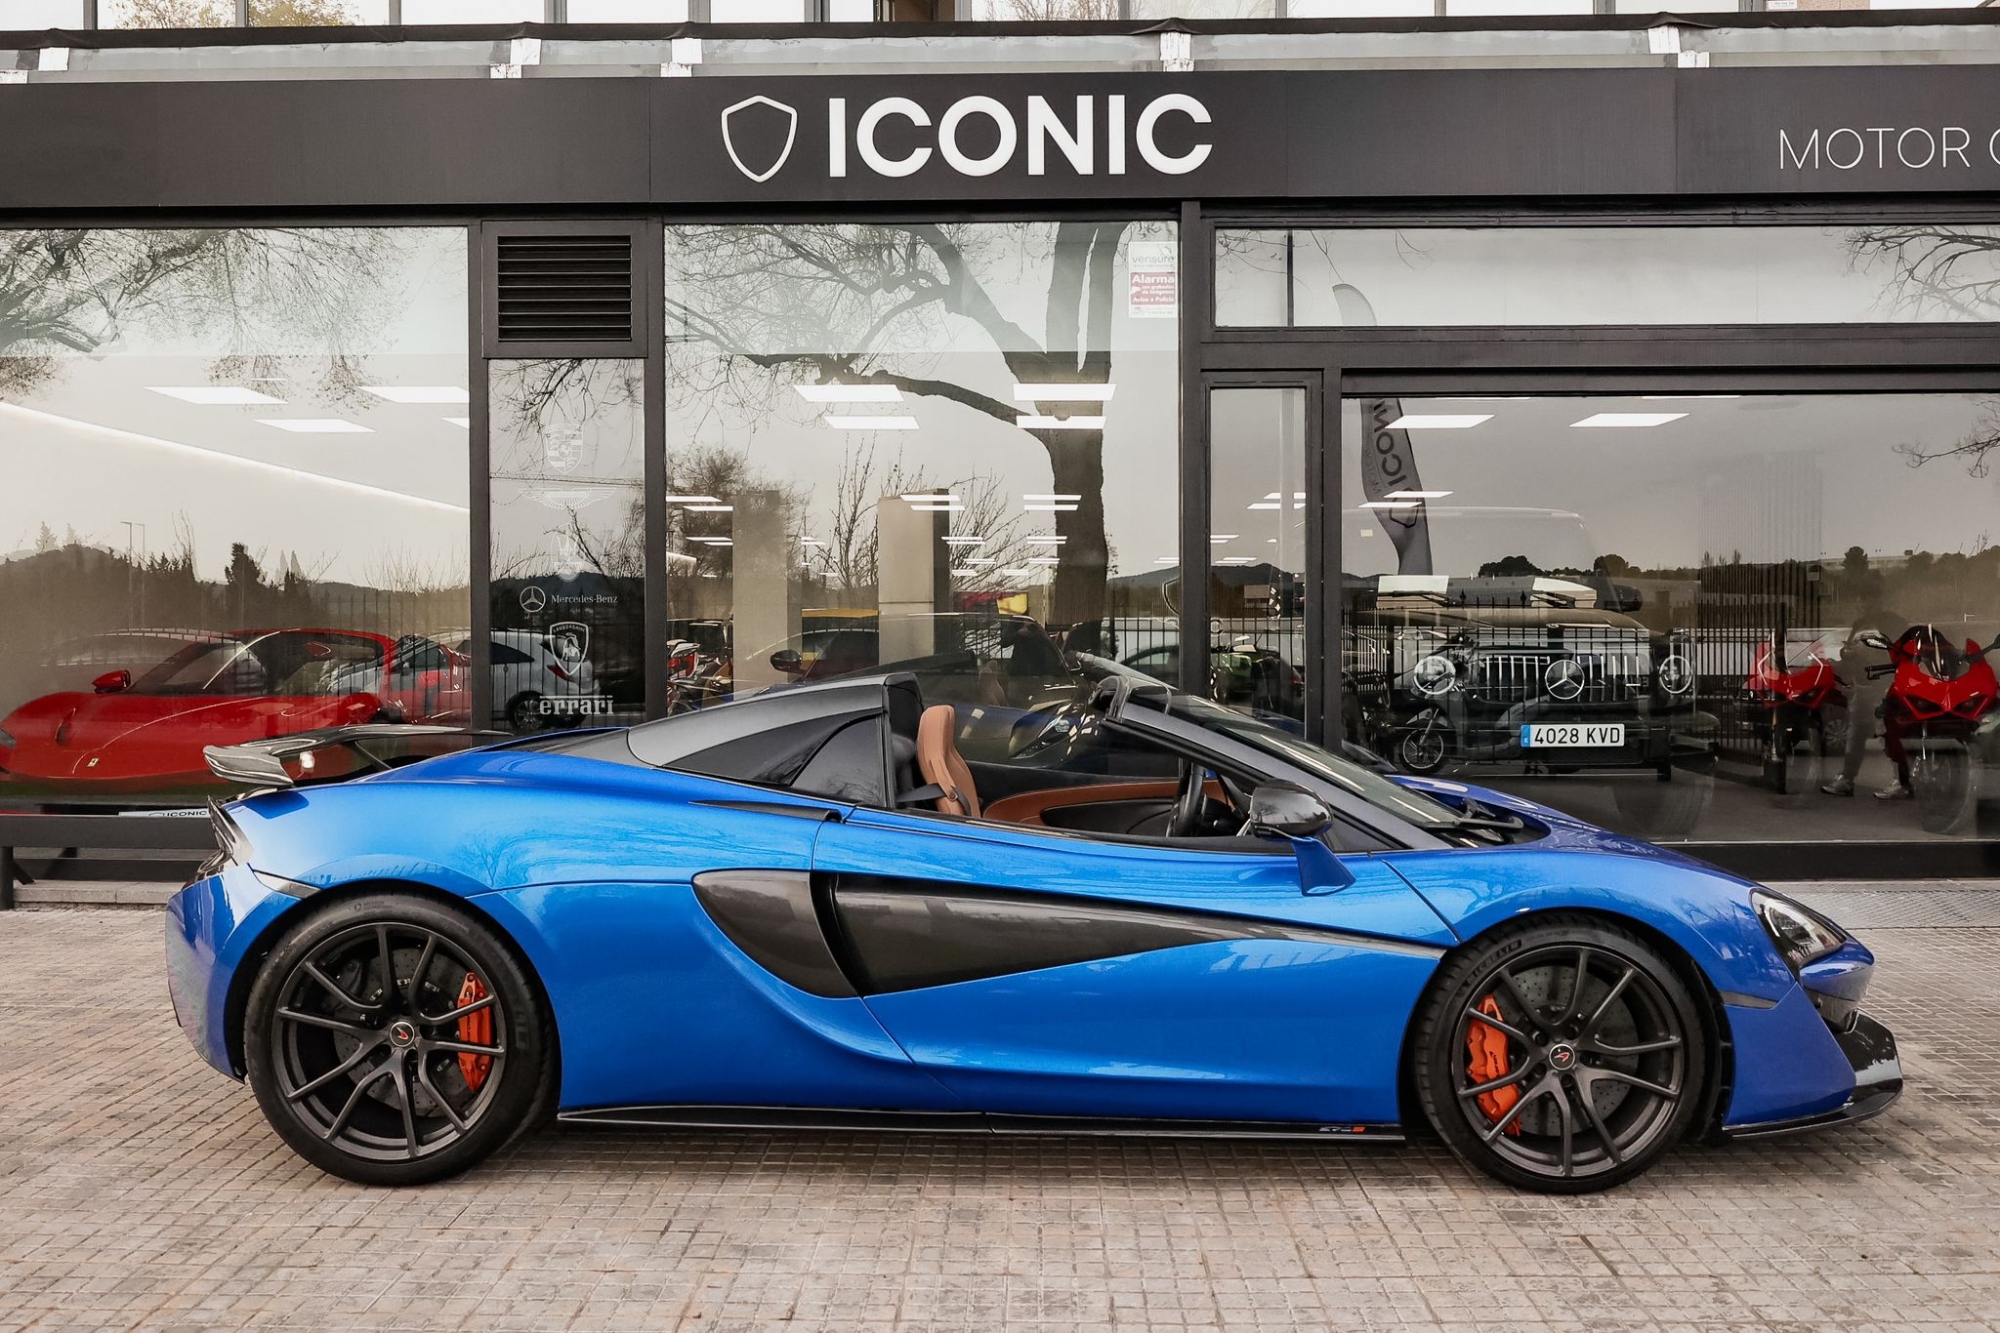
665 222 1139 628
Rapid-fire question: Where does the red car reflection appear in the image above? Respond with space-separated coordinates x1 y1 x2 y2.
0 629 468 794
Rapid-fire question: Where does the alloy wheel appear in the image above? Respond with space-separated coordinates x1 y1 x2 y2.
1450 944 1689 1182
269 921 508 1163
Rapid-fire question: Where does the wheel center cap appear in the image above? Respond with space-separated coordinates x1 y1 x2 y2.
387 1020 417 1049
1547 1043 1577 1072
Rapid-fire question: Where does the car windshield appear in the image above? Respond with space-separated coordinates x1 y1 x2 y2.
1123 686 1468 832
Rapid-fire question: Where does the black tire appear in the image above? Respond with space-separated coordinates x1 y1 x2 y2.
1398 726 1448 775
505 692 544 732
1911 742 1974 835
1412 915 1706 1194
243 891 556 1186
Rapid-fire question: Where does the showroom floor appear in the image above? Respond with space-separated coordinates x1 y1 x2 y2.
1 901 1996 1333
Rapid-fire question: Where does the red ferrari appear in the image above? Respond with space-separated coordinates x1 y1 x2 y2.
0 629 468 796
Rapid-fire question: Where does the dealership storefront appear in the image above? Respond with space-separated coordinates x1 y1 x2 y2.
4 15 2000 879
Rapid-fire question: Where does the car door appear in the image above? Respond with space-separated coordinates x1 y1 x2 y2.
809 808 1454 1129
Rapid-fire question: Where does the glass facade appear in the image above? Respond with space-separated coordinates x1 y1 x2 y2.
1207 387 1309 727
0 227 470 806
1341 391 2000 844
1217 226 2000 328
487 358 646 733
0 165 1994 872
662 221 1179 742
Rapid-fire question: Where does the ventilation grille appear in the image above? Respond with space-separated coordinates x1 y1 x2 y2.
495 234 634 344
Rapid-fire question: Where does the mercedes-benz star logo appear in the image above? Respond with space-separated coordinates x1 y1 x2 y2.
721 95 799 183
519 586 548 616
1544 658 1586 702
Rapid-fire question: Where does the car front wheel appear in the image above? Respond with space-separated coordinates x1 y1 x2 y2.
243 891 555 1186
1412 915 1706 1193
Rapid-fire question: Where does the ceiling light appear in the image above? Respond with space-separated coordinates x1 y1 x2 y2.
148 385 285 406
796 383 902 403
1386 414 1492 430
689 536 733 546
1211 534 1236 543
1025 536 1066 544
1221 556 1256 565
824 414 918 430
1016 414 1107 430
1012 384 1116 401
902 493 959 503
1024 493 1081 501
1361 500 1419 510
943 536 986 545
1028 556 1060 565
958 556 996 565
1570 412 1688 428
363 385 469 404
666 494 720 504
443 417 470 429
1386 490 1452 500
1003 567 1034 577
1154 557 1178 564
259 419 372 434
0 403 463 513
1025 503 1077 512
683 504 734 513
1248 502 1281 511
801 538 825 546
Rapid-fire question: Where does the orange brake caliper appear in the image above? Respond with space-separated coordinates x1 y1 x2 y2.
456 973 493 1093
1467 995 1522 1136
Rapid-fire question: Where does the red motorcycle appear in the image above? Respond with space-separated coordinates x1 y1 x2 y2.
1745 636 1849 798
1860 624 1999 833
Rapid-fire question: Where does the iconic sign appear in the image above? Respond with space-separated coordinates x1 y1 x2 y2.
661 73 1276 202
9 65 2000 212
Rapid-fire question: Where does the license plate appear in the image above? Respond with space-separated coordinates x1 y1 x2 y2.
1521 723 1625 748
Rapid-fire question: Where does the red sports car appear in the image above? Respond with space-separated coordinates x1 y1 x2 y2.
0 629 468 796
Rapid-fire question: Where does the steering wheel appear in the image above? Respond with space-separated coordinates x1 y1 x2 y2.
1169 760 1207 838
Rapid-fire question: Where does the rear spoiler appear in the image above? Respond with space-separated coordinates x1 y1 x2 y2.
204 724 507 790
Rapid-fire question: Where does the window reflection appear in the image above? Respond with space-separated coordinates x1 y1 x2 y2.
1341 392 2000 844
663 222 1179 737
1220 226 2000 328
487 359 645 733
0 227 470 806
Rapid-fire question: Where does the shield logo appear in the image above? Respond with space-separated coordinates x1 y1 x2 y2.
550 621 590 669
721 95 798 184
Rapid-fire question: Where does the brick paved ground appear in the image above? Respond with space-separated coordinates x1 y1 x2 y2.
1 907 1996 1332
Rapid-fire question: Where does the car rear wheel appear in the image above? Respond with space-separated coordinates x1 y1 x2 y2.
243 891 555 1186
1412 916 1705 1193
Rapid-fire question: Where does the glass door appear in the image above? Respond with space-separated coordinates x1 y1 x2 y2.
1202 378 1332 746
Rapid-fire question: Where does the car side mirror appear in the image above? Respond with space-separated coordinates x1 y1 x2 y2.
1246 783 1354 896
1856 629 1892 652
1247 783 1332 839
91 669 130 694
769 649 805 676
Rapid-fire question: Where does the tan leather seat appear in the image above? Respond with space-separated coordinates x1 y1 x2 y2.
916 704 980 818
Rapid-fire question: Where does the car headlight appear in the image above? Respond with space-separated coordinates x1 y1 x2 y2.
1751 890 1847 972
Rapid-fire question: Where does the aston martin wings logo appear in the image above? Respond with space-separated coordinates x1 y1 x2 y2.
721 95 798 183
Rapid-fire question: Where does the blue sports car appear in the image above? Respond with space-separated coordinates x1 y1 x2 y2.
164 671 1901 1193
